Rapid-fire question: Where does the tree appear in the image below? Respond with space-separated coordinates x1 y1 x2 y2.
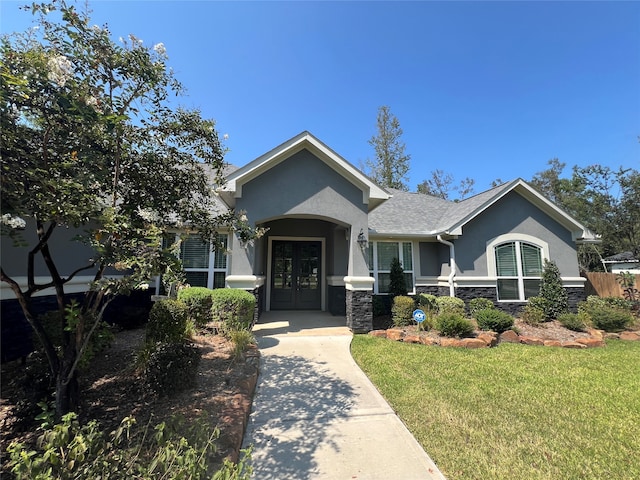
530 161 639 271
388 257 408 297
539 260 569 320
417 170 475 200
366 105 411 190
0 2 260 416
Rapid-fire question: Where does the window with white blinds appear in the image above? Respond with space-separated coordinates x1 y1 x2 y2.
179 234 228 289
368 241 414 294
495 241 542 301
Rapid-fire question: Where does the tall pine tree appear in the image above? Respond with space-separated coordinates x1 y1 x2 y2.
366 106 411 190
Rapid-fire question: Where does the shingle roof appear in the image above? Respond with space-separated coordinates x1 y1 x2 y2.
603 251 639 263
369 181 516 236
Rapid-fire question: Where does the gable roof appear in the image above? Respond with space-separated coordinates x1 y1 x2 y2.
219 131 390 211
369 179 599 243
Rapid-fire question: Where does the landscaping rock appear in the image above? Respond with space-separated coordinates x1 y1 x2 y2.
576 338 605 348
620 331 640 341
520 336 544 346
543 340 562 347
477 332 498 347
369 330 388 338
460 338 487 349
562 341 587 349
419 336 437 346
386 328 405 341
403 334 421 344
440 338 464 348
499 330 520 343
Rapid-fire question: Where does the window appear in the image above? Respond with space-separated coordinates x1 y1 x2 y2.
179 234 228 289
368 241 414 294
495 241 543 301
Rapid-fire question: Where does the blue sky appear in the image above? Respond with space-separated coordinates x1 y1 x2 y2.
2 1 639 193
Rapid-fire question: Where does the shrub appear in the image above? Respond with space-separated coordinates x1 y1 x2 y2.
475 309 514 333
392 296 416 327
539 259 569 320
586 306 633 333
416 294 438 330
468 298 495 317
211 289 256 335
558 312 589 332
436 296 466 317
436 313 475 338
177 286 215 327
146 299 189 343
520 297 547 326
388 257 408 297
145 341 201 396
7 412 252 479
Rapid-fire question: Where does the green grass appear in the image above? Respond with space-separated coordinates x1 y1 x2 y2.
351 337 640 480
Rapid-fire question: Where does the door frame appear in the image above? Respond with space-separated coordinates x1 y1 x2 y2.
266 236 326 312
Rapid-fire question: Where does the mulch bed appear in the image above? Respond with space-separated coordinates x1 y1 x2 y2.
0 328 259 474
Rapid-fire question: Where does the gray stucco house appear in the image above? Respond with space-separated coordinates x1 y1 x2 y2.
1 131 598 335
172 131 598 331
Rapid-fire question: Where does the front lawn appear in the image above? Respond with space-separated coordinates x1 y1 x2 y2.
351 337 640 480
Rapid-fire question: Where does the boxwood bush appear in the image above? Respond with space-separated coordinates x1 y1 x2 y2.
177 286 215 327
146 299 189 343
436 296 466 317
468 298 495 317
211 288 256 334
436 313 475 338
475 308 514 333
392 296 416 327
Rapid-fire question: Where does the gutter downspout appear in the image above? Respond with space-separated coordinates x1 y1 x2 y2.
437 235 456 297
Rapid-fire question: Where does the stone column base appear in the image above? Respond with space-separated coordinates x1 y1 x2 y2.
346 290 373 333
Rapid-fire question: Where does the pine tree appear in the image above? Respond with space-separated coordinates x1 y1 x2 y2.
366 106 411 190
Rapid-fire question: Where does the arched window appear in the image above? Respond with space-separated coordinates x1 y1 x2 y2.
494 241 543 301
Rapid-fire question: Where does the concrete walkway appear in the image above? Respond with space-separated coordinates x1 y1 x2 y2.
243 311 446 479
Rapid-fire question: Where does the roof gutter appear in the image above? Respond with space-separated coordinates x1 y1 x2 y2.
437 234 456 297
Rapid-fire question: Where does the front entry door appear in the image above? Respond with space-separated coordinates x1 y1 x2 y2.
271 241 321 310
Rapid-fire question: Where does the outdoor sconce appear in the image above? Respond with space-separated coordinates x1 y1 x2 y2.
357 228 368 250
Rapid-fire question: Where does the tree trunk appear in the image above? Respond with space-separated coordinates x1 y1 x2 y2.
55 349 80 417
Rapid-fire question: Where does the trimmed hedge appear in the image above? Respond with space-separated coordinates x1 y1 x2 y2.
177 286 215 327
392 296 416 327
211 288 256 333
146 299 189 343
436 296 466 317
469 298 495 317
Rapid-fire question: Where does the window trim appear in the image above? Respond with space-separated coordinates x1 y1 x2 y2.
486 234 548 302
368 240 415 295
179 233 229 289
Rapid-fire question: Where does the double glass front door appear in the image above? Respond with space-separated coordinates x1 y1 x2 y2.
271 241 321 310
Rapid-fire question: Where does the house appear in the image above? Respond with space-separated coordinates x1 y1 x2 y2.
603 252 640 274
1 131 599 336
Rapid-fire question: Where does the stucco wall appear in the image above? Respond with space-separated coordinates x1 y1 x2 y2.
231 149 369 277
454 192 580 278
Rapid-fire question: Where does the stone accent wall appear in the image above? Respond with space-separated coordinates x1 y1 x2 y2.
248 286 264 327
328 285 346 316
416 285 586 316
566 287 586 312
346 290 372 333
